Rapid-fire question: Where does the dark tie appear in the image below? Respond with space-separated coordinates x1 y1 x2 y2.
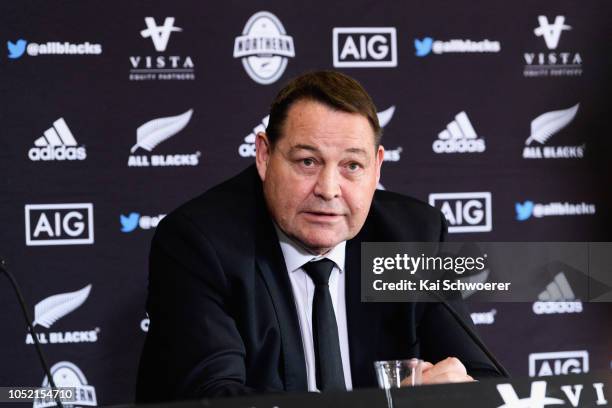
303 259 346 391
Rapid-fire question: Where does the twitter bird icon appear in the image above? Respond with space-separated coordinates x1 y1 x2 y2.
515 201 534 221
120 213 140 232
414 37 433 57
8 39 27 59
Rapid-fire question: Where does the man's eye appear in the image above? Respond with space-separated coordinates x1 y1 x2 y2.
302 158 314 166
347 162 361 171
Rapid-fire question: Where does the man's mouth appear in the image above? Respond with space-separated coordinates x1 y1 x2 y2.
302 211 344 221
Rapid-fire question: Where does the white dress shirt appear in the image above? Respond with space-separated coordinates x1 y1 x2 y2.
274 226 353 392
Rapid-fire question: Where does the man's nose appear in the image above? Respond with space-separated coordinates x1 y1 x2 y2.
314 166 341 200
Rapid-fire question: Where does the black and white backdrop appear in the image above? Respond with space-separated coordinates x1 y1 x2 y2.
1 0 611 405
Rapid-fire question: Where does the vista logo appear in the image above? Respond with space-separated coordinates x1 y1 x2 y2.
128 109 201 167
26 285 99 345
120 212 165 232
129 17 194 81
534 16 571 50
523 104 584 159
529 351 589 377
533 272 583 315
28 117 86 161
35 361 97 408
433 111 485 154
25 203 94 246
429 192 492 233
515 200 596 220
233 11 295 85
141 17 181 52
414 37 500 57
496 380 607 408
333 27 397 67
8 39 26 58
238 106 401 161
524 15 582 78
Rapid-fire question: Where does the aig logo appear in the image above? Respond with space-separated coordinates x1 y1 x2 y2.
333 27 397 67
529 351 589 377
25 203 94 246
429 192 492 233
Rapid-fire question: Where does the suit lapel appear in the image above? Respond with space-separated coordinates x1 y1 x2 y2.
254 190 307 392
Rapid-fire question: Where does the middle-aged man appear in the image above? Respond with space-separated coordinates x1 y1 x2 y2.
136 71 503 402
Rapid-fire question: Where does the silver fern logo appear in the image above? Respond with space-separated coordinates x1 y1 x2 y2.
128 109 201 167
238 106 402 161
523 104 584 159
33 285 91 328
131 109 193 152
25 285 99 345
526 104 579 145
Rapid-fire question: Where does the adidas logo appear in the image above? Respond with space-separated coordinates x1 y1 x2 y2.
533 272 583 315
238 115 269 157
28 118 86 161
238 106 400 159
471 309 496 325
433 111 486 154
538 272 574 301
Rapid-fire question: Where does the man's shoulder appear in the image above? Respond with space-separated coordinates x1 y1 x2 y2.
157 166 260 239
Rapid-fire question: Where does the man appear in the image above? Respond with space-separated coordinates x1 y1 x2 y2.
136 71 502 402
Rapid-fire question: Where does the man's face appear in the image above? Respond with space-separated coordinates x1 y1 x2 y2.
255 99 384 254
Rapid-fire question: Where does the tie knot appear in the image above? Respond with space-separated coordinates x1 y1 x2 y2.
303 259 335 286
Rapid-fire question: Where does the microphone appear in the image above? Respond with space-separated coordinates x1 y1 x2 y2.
426 288 510 378
0 257 64 408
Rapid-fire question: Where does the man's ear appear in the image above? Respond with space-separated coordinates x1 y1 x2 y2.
375 145 385 184
255 132 271 181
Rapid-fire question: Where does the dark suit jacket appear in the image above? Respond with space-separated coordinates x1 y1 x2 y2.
136 165 501 402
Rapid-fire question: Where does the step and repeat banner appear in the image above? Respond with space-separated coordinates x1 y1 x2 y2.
1 0 611 405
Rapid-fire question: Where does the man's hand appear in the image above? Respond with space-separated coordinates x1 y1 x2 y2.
401 357 474 386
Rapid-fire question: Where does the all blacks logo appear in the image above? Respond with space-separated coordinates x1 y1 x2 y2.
233 11 295 85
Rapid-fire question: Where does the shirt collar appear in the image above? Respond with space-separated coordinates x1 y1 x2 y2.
274 224 346 274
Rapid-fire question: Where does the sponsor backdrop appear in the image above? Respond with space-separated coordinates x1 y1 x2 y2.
1 0 611 405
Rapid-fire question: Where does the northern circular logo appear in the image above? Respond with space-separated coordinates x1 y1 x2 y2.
233 11 295 85
35 361 97 407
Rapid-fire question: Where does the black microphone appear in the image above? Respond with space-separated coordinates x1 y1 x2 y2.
0 257 64 408
425 288 510 378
